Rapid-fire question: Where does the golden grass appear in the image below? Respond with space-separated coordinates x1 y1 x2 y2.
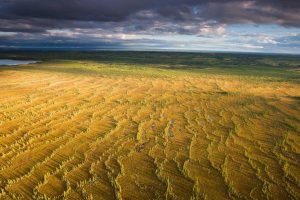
0 68 299 199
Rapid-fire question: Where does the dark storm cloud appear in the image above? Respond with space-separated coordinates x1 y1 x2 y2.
1 1 300 28
200 0 300 27
0 0 198 21
0 0 299 52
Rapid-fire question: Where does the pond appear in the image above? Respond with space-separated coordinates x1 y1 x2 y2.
0 59 38 66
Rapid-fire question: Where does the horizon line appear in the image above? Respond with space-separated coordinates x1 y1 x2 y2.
0 47 299 56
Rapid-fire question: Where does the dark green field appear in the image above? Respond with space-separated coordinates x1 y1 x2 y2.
1 51 300 81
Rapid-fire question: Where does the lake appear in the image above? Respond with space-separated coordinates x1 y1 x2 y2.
0 59 38 66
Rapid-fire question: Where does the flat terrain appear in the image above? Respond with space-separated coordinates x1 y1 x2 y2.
0 52 299 199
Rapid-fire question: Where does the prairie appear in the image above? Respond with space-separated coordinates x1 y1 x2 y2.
0 51 299 200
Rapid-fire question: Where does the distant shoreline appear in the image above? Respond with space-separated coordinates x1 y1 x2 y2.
0 59 39 66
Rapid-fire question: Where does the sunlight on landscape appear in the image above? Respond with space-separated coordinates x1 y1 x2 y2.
1 0 300 199
0 52 299 199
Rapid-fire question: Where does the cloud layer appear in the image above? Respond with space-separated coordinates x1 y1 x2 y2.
0 0 299 52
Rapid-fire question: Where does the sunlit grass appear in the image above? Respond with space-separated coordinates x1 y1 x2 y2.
0 52 299 199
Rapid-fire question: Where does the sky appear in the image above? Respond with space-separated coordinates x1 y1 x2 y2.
0 0 299 54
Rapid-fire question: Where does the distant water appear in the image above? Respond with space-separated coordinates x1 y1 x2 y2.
0 59 38 66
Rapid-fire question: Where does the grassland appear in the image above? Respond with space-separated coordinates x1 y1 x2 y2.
0 51 299 200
